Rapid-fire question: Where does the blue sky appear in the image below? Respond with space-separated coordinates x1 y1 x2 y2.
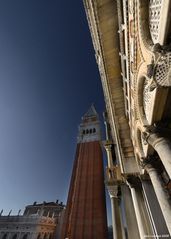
0 0 111 224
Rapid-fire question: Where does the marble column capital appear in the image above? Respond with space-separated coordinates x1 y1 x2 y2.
107 185 118 198
104 144 112 151
103 140 113 148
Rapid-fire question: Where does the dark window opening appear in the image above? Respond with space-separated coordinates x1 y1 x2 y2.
2 234 7 239
23 234 28 239
12 234 17 239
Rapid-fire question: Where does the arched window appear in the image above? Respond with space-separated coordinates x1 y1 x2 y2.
90 129 92 134
93 128 96 133
2 234 7 239
86 129 89 134
83 130 85 135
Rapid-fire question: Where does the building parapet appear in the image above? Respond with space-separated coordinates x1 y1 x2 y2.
0 216 56 225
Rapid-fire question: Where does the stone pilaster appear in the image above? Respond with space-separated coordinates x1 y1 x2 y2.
108 185 123 239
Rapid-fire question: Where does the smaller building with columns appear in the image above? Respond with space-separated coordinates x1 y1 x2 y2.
0 201 65 239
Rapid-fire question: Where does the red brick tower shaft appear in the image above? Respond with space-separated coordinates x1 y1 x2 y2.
60 106 108 239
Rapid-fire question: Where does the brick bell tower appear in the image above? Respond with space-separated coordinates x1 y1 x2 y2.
60 105 108 239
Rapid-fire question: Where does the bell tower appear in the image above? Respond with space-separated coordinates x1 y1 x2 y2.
60 105 108 239
77 104 101 143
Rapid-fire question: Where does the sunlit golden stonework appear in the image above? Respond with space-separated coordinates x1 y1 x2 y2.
84 0 171 238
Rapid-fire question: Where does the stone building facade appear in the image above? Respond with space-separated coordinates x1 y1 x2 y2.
84 0 171 238
0 201 65 239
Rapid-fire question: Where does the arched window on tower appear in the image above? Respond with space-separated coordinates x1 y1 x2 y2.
93 128 96 133
86 129 89 134
83 130 85 135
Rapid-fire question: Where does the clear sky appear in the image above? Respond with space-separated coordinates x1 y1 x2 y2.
0 0 111 224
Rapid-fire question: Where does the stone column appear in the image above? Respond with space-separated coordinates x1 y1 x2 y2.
145 164 171 235
6 233 11 239
146 132 171 179
104 143 113 168
121 185 140 239
108 185 123 239
127 181 146 239
142 180 170 236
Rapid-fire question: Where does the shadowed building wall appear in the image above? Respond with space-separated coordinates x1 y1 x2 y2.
60 105 108 239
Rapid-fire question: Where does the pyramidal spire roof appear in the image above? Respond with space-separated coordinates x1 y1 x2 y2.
83 104 98 118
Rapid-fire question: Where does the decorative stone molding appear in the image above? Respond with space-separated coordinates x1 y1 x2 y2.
136 68 155 125
135 125 144 157
137 0 154 60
